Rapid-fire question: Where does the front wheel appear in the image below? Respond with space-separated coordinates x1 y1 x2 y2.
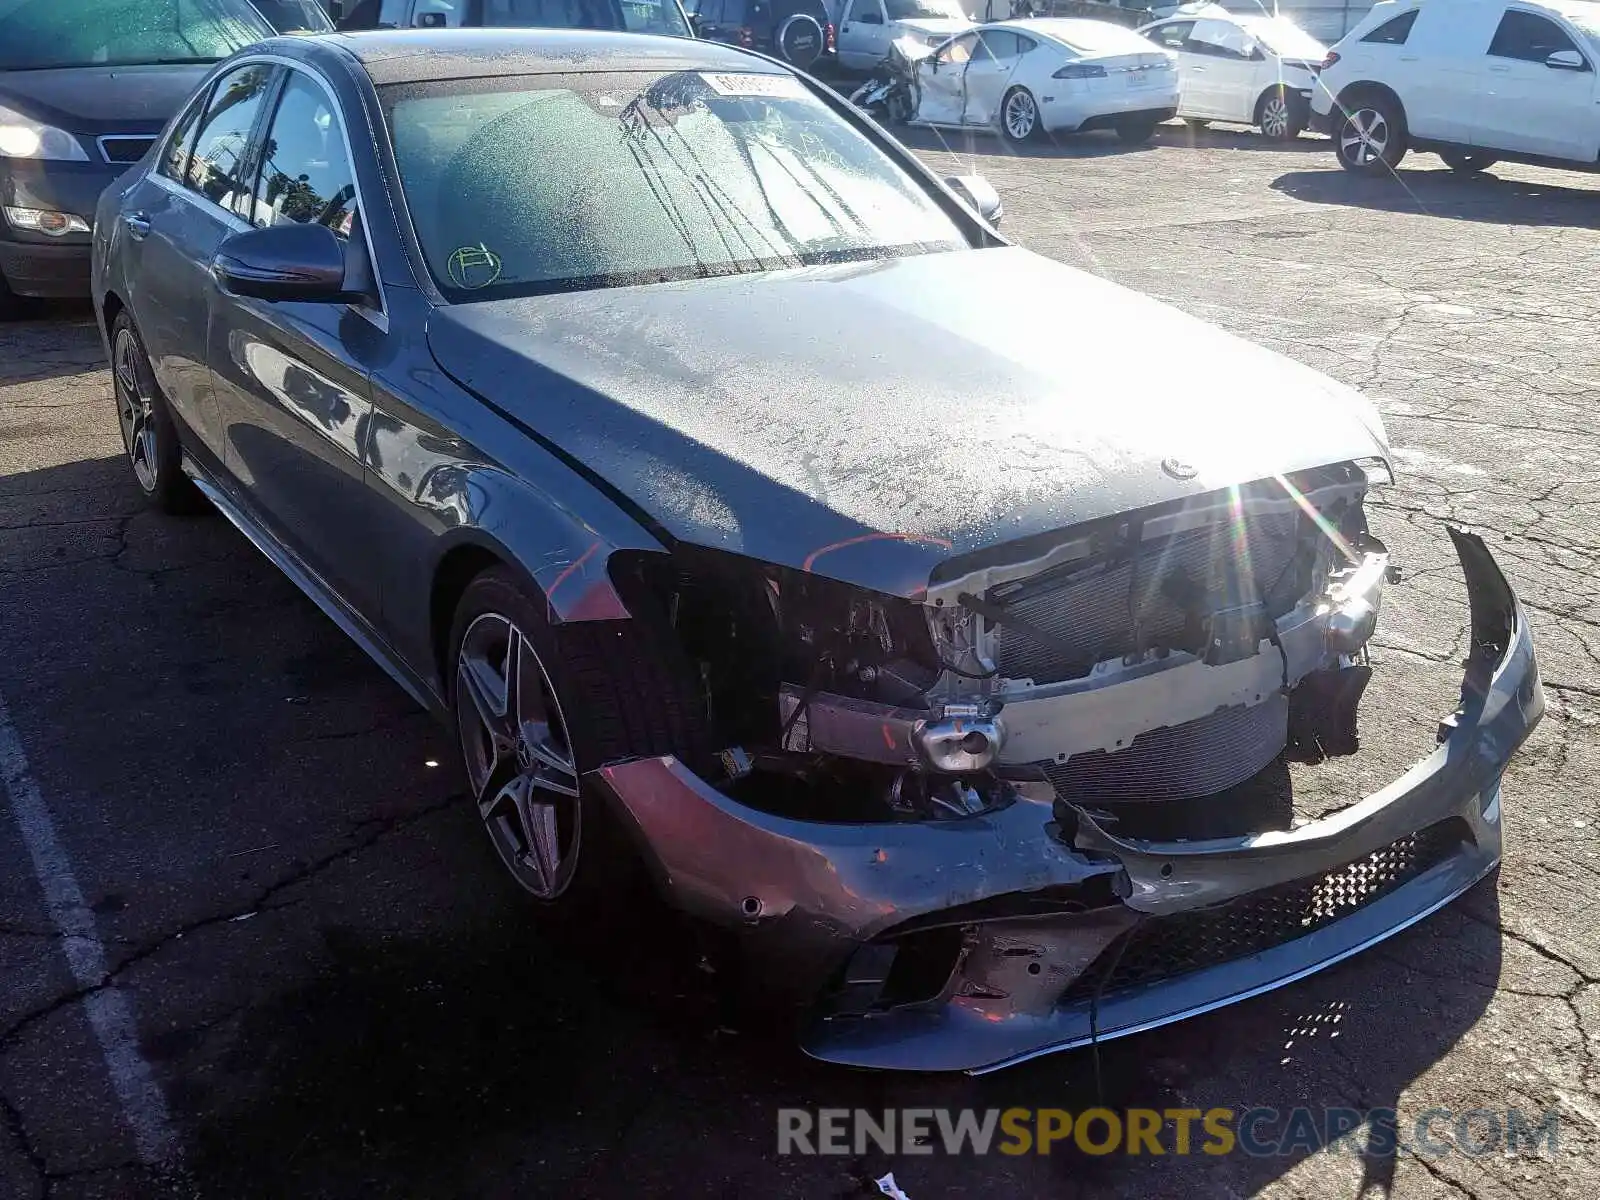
449 566 711 908
1439 149 1499 174
1257 86 1307 141
1000 87 1041 144
1115 117 1159 144
1334 97 1408 174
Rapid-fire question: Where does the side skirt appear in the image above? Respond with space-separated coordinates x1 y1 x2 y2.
182 456 445 719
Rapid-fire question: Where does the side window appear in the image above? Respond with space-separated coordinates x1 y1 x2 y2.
158 90 209 184
1488 10 1581 62
250 72 360 239
935 30 978 64
847 0 882 23
377 0 409 23
186 63 275 215
1362 10 1417 44
977 30 1021 59
1188 19 1252 59
1145 21 1193 51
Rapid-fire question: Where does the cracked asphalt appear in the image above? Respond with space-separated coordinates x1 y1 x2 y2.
1 124 1598 1199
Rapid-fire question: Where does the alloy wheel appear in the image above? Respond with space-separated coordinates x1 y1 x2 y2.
113 328 158 493
1340 107 1389 167
455 611 581 899
1261 94 1290 139
1004 90 1037 141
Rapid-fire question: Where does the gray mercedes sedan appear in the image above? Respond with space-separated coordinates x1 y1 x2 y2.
92 28 1543 1073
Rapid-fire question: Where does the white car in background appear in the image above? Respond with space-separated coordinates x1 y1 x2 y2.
1313 0 1600 175
911 18 1179 143
1139 7 1329 139
835 0 974 71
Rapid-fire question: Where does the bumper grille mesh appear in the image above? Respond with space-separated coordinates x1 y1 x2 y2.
1043 693 1288 803
1061 820 1467 1002
993 510 1303 685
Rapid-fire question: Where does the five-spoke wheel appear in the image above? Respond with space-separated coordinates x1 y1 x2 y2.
1335 98 1407 174
109 312 200 513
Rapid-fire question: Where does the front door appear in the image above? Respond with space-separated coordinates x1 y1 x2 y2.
1143 21 1202 116
1472 8 1600 159
838 0 889 70
125 62 277 463
1185 18 1261 123
208 67 388 615
961 28 1027 125
915 30 976 124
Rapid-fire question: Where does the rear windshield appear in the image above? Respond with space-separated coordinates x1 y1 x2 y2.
0 0 330 71
1236 15 1326 58
1051 20 1155 54
479 0 691 36
382 70 969 300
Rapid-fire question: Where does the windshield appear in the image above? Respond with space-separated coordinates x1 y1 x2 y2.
480 0 690 37
884 0 965 21
1236 14 1326 58
0 0 329 71
384 70 969 301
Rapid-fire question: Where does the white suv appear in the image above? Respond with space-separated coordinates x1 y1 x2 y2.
1312 0 1600 175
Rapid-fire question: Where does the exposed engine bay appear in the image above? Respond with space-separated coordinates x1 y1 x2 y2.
617 460 1395 830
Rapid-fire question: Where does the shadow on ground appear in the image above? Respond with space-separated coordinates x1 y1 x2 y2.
0 303 103 388
1272 166 1600 226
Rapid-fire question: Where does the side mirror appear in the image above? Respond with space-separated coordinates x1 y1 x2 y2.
212 223 353 303
945 174 1002 228
1546 48 1587 70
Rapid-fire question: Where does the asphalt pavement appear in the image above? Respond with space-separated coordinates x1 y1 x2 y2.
1 123 1597 1199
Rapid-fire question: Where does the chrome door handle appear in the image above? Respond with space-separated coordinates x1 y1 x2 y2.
123 212 151 239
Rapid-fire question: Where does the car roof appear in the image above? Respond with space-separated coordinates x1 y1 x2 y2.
264 28 781 87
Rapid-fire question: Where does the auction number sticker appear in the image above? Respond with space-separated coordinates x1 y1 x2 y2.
699 72 808 99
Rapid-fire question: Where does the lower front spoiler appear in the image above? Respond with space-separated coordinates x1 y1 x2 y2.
588 530 1541 1074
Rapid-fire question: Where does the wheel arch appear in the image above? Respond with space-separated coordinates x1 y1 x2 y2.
1335 81 1407 132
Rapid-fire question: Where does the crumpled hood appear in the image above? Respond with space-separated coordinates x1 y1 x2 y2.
428 246 1388 596
0 64 209 133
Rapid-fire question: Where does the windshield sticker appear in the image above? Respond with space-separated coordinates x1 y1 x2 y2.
699 72 808 100
447 243 503 290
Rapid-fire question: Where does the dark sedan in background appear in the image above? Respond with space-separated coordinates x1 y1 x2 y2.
0 0 329 315
93 28 1540 1073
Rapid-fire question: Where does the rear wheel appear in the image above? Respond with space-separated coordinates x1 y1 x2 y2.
1000 86 1041 144
1115 117 1159 144
449 566 711 910
1439 149 1499 174
1257 86 1307 141
110 312 203 514
1334 95 1408 173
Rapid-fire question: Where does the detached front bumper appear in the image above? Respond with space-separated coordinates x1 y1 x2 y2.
589 530 1542 1074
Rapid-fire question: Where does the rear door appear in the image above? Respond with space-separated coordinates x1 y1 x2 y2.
122 62 277 464
1395 2 1499 141
1471 8 1600 158
961 28 1028 125
207 66 388 615
837 0 889 68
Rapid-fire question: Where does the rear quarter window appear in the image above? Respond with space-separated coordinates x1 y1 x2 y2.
1361 9 1418 44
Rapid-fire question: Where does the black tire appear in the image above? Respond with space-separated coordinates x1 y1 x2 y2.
1439 149 1499 175
1334 93 1408 174
109 311 204 514
774 12 825 71
885 87 914 126
448 565 713 912
1115 117 1159 144
1000 86 1042 144
1256 85 1307 141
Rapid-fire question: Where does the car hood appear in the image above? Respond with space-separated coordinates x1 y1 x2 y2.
0 64 209 133
427 247 1388 597
893 16 973 37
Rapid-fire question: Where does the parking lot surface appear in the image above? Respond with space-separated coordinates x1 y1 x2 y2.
2 125 1598 1199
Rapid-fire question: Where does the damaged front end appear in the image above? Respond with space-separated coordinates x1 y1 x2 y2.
590 463 1543 1073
